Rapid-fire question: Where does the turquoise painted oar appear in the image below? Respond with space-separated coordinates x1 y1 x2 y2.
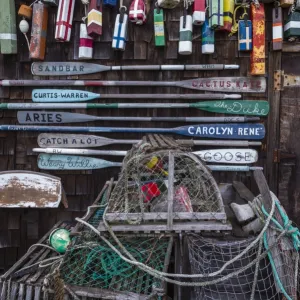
32 89 242 102
0 100 270 116
37 154 262 171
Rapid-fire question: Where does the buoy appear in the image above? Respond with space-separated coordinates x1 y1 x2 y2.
19 19 29 34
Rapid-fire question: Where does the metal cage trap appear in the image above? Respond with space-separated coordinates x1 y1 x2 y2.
99 136 231 233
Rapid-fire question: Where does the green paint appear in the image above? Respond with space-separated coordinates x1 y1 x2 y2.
0 0 17 54
190 100 269 116
0 104 8 109
86 103 119 109
179 30 192 41
154 9 165 46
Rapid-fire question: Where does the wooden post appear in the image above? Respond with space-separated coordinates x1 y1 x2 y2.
167 152 174 230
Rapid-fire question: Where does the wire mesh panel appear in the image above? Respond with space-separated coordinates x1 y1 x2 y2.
105 150 227 231
187 234 298 300
60 234 173 298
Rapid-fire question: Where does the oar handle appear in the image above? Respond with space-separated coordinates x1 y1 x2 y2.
111 64 239 71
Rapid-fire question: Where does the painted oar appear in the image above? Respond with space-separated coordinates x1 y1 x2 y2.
37 154 262 171
31 62 240 76
32 89 242 102
37 133 263 148
0 124 265 139
33 148 258 164
0 77 266 93
17 111 260 124
0 100 270 116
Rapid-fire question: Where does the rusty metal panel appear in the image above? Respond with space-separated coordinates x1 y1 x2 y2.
0 171 62 208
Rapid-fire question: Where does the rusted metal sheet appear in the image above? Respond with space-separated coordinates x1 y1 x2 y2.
0 171 62 208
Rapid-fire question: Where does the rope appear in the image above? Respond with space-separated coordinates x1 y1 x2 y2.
229 5 249 37
81 0 90 4
53 269 64 300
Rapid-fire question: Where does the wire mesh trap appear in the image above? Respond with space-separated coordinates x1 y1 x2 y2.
59 234 173 299
103 149 231 232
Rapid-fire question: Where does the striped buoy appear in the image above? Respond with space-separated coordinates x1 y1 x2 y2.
209 0 224 29
202 19 214 53
79 23 93 59
129 0 146 25
272 6 283 50
55 0 75 42
154 7 165 46
112 9 128 50
87 0 102 37
178 14 193 55
29 2 48 60
221 0 234 31
193 0 205 25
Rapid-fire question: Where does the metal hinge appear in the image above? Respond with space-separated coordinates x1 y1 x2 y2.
274 70 300 91
273 149 297 163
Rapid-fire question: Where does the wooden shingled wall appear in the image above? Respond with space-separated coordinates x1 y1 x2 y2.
0 0 274 272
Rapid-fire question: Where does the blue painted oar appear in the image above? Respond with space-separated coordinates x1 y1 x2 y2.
0 124 265 139
32 89 242 102
37 154 263 171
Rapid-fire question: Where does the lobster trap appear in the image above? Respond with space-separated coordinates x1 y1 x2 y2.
100 136 231 233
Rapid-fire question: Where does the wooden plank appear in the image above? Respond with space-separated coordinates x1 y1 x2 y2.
1 221 63 280
167 152 174 229
266 51 281 193
98 221 232 232
232 181 255 202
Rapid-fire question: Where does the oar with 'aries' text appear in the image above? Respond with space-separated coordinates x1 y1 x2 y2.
17 111 260 124
0 77 266 93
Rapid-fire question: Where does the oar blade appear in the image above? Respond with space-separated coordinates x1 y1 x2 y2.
193 149 258 164
37 133 118 148
37 154 120 170
175 124 265 140
192 100 269 116
179 77 266 93
31 62 111 76
32 89 100 102
17 111 97 124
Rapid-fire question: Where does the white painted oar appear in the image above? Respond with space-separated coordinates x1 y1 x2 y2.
33 148 258 164
37 133 263 148
37 154 262 171
32 89 242 102
31 62 240 76
0 77 266 93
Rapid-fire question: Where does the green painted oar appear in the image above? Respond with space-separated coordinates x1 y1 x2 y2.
0 100 269 116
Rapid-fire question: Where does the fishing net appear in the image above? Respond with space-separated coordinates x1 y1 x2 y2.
105 149 227 227
59 234 173 298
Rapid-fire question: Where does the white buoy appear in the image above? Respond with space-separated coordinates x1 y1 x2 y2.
19 19 29 33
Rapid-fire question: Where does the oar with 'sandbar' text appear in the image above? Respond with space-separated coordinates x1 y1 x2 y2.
32 89 242 102
0 100 270 116
31 62 240 76
0 124 266 140
0 77 266 93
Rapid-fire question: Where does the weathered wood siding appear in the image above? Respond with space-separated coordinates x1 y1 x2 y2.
0 0 275 272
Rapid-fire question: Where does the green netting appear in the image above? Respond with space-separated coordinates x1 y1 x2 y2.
59 235 172 297
88 189 109 227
